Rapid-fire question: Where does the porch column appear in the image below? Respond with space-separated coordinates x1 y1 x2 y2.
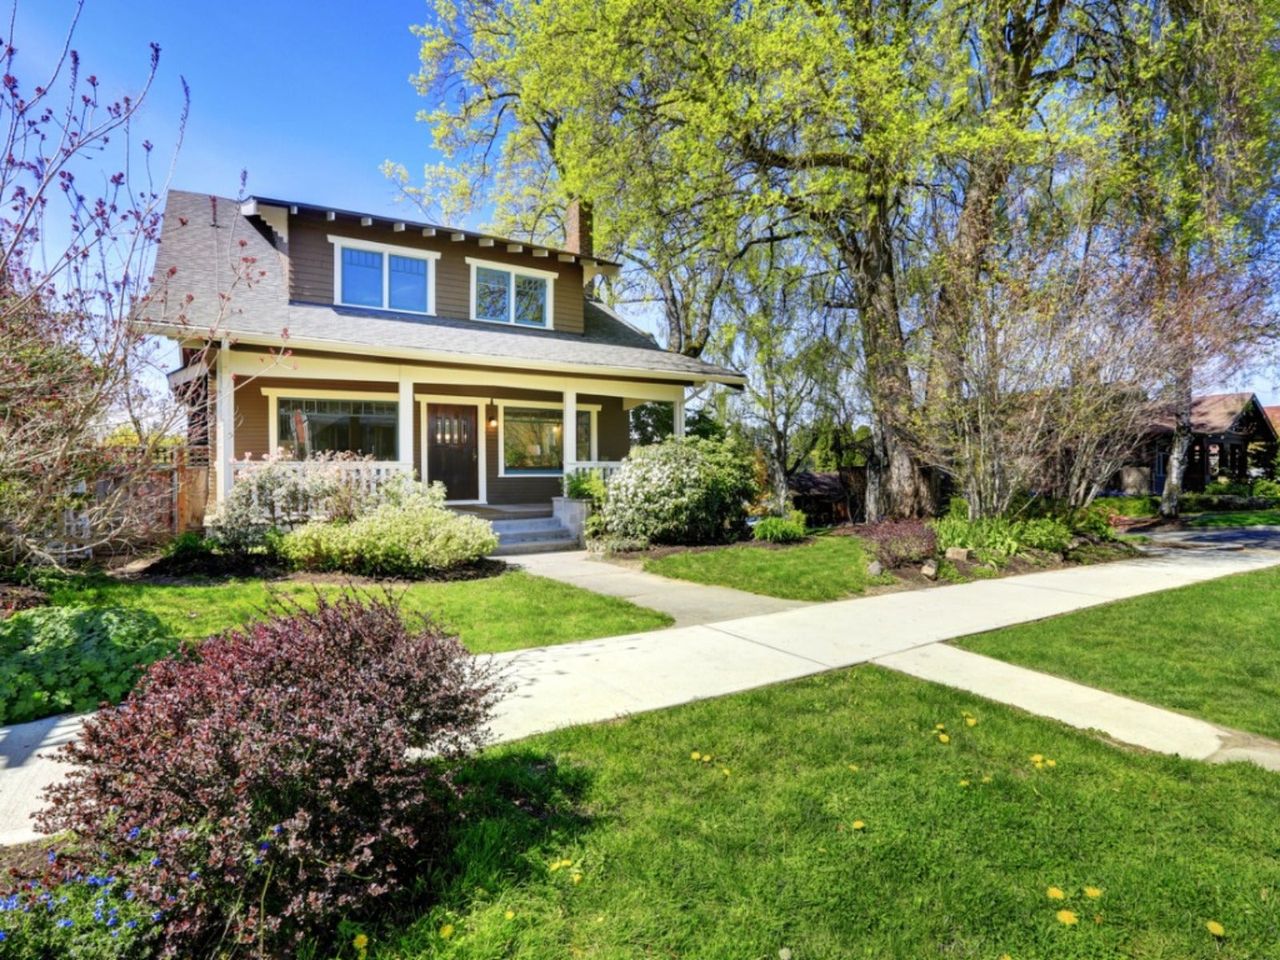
563 390 578 472
673 391 686 438
397 370 415 473
216 340 235 501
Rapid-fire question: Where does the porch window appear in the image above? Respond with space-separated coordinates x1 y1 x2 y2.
277 398 399 460
331 236 438 314
467 257 555 328
501 407 593 474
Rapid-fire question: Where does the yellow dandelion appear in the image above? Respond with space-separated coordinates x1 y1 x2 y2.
1056 909 1079 926
701 755 712 763
999 955 1012 960
938 733 951 744
852 820 866 830
1045 758 1057 768
847 763 859 772
1047 886 1066 901
1030 754 1044 763
1206 919 1226 938
721 767 731 777
965 717 978 727
690 751 701 761
935 723 946 731
571 872 583 885
958 779 970 787
440 923 455 940
1084 886 1103 899
1034 760 1045 769
981 775 993 783
504 909 515 920
353 932 369 954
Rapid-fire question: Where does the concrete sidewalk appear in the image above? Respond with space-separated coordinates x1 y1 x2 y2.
3 545 1278 846
512 549 809 625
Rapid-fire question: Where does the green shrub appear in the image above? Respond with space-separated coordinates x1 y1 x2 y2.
564 468 608 504
1067 503 1118 541
753 511 808 544
1252 478 1280 499
0 606 177 724
931 514 1072 561
601 437 756 545
1094 495 1160 518
280 483 497 577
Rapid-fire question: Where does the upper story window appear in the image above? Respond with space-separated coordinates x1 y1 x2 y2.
329 235 440 315
466 257 557 329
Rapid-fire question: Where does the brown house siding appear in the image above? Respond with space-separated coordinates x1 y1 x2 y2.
287 213 586 335
229 375 630 504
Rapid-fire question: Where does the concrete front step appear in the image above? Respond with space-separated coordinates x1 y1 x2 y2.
494 534 579 556
490 517 567 535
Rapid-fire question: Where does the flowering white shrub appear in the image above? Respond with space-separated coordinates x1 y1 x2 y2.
209 452 380 555
601 437 756 544
280 482 497 576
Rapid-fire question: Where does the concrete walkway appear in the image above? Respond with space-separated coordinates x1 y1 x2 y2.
3 544 1279 846
511 549 809 625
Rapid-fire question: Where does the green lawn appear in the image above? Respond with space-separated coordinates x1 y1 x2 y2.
47 571 671 654
1188 509 1280 527
643 535 879 601
359 666 1280 959
956 566 1280 739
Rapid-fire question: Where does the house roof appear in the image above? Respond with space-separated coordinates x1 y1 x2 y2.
1265 406 1280 434
1150 392 1277 439
136 190 744 386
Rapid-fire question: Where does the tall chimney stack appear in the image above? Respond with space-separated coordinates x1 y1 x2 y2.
565 198 593 258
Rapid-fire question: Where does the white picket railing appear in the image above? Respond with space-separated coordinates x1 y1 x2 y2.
565 460 625 486
227 460 413 522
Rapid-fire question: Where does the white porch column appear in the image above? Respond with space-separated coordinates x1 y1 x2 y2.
216 341 235 501
563 389 578 472
397 370 415 473
673 391 686 438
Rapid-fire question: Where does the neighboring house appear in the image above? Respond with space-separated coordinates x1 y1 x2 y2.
136 191 744 523
787 470 866 525
1115 392 1278 495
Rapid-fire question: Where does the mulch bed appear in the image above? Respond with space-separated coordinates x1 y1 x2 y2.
0 583 49 619
116 557 510 589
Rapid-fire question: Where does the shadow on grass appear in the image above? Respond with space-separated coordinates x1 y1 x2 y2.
397 748 597 930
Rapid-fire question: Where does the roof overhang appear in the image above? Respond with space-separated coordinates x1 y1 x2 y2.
139 320 747 389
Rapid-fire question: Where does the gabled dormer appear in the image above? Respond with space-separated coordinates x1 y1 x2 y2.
239 197 617 336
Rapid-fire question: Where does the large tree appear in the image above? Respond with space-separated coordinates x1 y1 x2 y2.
400 0 1277 519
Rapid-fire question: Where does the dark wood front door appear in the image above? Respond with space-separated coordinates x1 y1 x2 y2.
427 404 478 500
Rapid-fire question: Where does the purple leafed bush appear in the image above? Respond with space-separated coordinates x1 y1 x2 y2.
36 594 501 958
859 520 938 568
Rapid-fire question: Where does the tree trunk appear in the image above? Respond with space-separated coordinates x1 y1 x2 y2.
1160 412 1192 518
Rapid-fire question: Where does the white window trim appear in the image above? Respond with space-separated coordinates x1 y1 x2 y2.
496 399 598 478
416 394 488 505
329 234 440 315
466 256 557 329
263 387 401 460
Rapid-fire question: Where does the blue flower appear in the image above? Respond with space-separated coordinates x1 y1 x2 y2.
258 840 271 851
126 919 138 929
151 910 164 922
0 930 7 941
0 894 18 911
127 827 140 840
46 851 56 865
56 917 74 928
188 871 199 881
150 857 162 868
272 824 283 835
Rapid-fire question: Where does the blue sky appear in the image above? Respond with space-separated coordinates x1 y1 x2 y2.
19 1 1278 405
22 0 447 221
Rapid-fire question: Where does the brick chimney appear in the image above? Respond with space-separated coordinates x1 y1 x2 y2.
565 198 593 258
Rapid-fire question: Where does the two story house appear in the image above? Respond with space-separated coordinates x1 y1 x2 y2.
137 190 744 525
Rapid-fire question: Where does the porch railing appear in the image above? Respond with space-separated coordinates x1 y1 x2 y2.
565 460 625 487
226 460 413 522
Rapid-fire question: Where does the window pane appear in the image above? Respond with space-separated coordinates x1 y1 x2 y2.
277 398 399 460
341 248 383 307
388 255 428 312
503 407 562 472
576 410 592 462
476 267 510 322
514 274 547 326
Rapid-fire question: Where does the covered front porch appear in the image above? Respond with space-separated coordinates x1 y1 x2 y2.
204 345 688 515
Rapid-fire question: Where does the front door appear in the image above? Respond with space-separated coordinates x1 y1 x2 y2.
427 404 479 500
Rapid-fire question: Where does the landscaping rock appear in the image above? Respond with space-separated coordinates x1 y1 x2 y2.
944 546 972 562
867 559 884 577
921 559 939 580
